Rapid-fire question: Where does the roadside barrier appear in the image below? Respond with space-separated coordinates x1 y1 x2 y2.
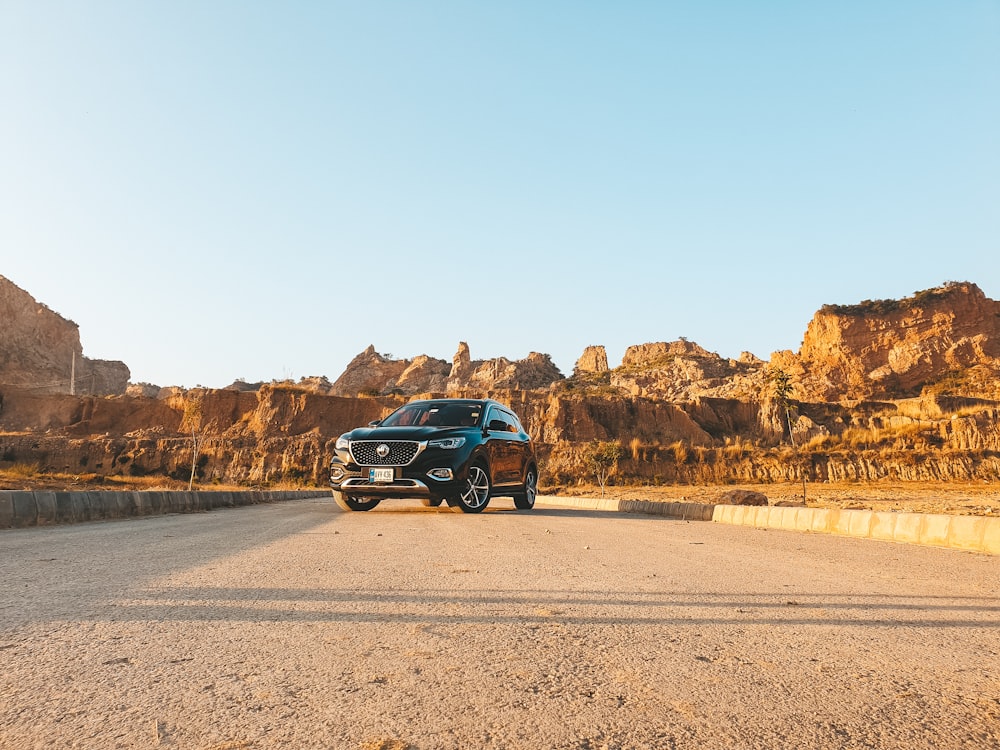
711 503 1000 555
534 496 999 555
0 490 330 529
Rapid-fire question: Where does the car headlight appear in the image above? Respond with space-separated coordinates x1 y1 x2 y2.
427 437 466 450
335 435 350 451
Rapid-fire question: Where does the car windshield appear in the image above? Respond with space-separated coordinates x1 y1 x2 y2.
380 403 482 428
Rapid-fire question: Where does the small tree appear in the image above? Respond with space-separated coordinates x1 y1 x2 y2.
183 392 205 491
766 367 807 502
767 367 796 447
585 440 623 497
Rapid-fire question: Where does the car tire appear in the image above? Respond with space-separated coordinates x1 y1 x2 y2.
513 467 537 510
420 497 444 508
333 491 381 512
446 463 491 513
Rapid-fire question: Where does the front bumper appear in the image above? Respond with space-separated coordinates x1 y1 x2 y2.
330 448 471 500
338 476 433 498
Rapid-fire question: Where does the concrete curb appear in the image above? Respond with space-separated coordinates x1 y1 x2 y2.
535 496 715 520
536 496 998 555
712 503 1000 555
0 490 330 529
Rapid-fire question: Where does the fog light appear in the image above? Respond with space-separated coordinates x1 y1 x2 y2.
330 466 346 481
427 468 454 481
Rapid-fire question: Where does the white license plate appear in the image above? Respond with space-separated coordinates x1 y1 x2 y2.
369 468 394 483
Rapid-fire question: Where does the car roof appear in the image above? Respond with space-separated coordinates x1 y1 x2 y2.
404 398 492 406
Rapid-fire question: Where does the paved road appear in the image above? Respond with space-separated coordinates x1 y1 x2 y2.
1 496 998 749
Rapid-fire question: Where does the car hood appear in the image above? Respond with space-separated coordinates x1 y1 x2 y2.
347 426 473 441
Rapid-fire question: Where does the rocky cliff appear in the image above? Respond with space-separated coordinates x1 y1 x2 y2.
3 279 1000 489
774 282 1000 402
0 275 129 396
3 381 999 488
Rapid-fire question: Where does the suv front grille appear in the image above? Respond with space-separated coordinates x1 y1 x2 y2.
350 440 422 466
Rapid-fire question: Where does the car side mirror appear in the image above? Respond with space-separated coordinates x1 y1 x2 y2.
368 420 381 427
487 419 507 433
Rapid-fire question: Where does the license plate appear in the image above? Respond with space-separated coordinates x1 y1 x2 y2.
369 468 394 483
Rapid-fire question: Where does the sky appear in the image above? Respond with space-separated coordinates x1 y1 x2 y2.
2 1 998 388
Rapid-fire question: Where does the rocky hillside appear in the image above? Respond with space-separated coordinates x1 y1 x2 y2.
0 275 129 396
2 279 1000 489
2 383 998 488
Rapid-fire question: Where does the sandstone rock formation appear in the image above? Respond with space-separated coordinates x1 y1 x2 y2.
574 346 609 375
329 345 416 396
125 383 161 399
466 351 563 391
781 282 1000 401
609 339 766 401
332 342 564 396
0 275 129 396
398 355 451 393
448 342 476 386
5 278 1000 490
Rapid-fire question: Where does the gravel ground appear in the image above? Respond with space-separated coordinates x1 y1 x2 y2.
1 496 998 749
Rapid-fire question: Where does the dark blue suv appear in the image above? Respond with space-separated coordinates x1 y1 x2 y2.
329 398 537 513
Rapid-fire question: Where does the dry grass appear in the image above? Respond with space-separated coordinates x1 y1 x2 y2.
4 462 43 479
669 441 688 465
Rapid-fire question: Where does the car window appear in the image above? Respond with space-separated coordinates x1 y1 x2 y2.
382 403 482 428
485 407 518 433
381 405 423 426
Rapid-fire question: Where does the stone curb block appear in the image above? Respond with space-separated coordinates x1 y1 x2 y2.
711 503 999 555
537 496 713 521
35 492 57 525
0 490 330 529
0 492 14 528
54 491 74 523
11 491 37 527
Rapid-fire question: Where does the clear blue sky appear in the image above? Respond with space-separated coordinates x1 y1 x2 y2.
2 2 997 387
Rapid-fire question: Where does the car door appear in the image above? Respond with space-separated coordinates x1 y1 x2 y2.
507 410 532 483
484 406 517 486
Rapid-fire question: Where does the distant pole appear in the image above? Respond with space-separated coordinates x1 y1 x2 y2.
70 351 76 396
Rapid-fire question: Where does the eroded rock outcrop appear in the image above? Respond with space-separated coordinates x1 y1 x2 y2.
329 345 421 396
0 275 129 395
466 352 563 391
610 339 767 401
332 342 564 395
787 282 1000 401
574 346 609 375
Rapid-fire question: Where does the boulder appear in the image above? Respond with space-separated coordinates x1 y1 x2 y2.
718 489 769 506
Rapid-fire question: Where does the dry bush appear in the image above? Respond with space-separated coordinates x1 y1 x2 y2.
4 462 43 479
629 436 643 461
839 427 879 450
670 441 689 465
722 436 751 459
804 434 834 451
